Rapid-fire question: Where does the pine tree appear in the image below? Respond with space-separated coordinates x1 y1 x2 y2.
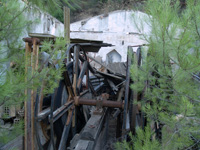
118 0 200 149
0 0 74 145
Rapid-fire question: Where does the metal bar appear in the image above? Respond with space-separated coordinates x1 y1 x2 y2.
93 82 104 93
37 107 51 121
80 90 89 97
66 44 75 63
49 101 74 123
107 79 118 93
58 109 74 150
117 87 124 102
122 46 133 132
75 98 124 109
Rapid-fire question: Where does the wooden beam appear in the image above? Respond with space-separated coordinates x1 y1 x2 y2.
24 38 40 150
64 7 70 40
24 42 32 150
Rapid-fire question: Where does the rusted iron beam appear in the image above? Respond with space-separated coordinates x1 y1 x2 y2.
74 97 124 109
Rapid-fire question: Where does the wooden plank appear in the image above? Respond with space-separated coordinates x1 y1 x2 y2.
64 7 70 40
24 42 32 150
73 45 80 93
96 71 124 80
30 38 39 150
69 109 107 150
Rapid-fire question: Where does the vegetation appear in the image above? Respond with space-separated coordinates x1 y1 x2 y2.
1 0 199 149
117 0 200 149
0 0 74 145
45 0 145 22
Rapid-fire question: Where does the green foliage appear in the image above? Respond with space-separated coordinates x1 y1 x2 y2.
26 0 82 22
119 0 200 149
0 0 70 145
116 126 161 150
27 0 81 11
0 121 24 144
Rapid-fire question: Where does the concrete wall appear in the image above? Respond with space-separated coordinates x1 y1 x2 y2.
70 10 150 62
23 2 64 37
0 2 65 87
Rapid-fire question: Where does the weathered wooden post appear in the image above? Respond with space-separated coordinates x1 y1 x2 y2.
24 41 32 150
64 6 70 40
24 38 40 150
64 6 72 63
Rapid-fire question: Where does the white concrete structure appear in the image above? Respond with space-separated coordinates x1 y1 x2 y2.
0 1 65 85
70 10 150 63
24 4 64 37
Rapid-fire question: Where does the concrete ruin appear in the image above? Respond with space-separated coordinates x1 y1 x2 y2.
70 10 150 64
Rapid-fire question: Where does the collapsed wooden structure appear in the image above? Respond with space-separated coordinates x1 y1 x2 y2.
22 33 144 150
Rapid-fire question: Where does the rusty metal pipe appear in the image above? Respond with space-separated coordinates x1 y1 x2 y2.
102 100 123 108
75 97 124 109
